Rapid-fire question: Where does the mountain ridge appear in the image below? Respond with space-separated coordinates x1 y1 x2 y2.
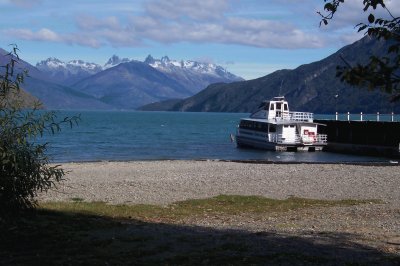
0 51 243 110
1 48 114 110
36 57 103 85
139 36 400 114
72 60 193 109
36 55 243 87
30 54 243 109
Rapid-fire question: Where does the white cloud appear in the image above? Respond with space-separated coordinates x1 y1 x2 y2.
76 15 121 31
3 0 329 49
129 14 325 49
316 0 400 47
223 17 324 48
319 0 399 31
128 1 325 49
385 0 400 14
4 28 103 48
7 28 60 42
144 0 230 21
5 12 142 48
36 28 59 41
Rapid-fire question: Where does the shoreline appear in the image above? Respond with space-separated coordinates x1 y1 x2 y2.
51 158 400 166
40 160 400 206
38 160 400 257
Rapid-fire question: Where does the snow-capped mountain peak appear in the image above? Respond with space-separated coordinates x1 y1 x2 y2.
36 57 103 85
104 55 130 69
143 54 240 79
36 57 102 72
144 55 156 65
36 57 66 69
141 55 243 94
35 54 243 90
68 59 102 71
160 56 170 64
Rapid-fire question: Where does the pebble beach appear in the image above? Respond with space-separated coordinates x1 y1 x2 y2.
39 160 400 206
37 160 400 261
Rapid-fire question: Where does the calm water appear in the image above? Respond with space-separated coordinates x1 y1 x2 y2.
43 111 392 163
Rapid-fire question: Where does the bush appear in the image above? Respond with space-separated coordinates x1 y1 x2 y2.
0 46 78 216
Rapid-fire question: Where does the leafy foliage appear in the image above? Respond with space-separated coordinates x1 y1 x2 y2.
319 0 400 101
0 46 79 216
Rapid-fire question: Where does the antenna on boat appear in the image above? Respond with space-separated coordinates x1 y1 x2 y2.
278 80 284 97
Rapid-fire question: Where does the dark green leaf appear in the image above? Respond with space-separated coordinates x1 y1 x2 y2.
324 3 335 11
368 13 375 23
358 24 368 32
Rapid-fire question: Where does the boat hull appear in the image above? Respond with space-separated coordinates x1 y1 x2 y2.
236 135 325 152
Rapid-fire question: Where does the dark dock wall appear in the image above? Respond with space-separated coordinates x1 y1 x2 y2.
315 120 400 158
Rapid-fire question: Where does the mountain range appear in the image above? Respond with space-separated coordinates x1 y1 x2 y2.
0 51 243 110
140 36 400 114
2 35 399 113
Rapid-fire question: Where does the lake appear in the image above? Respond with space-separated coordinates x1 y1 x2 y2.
43 111 391 163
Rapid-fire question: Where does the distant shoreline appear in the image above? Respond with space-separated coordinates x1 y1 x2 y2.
51 158 399 166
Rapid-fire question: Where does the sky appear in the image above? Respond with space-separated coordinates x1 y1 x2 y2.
0 0 398 80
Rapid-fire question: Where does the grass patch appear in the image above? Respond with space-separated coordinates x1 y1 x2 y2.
39 195 382 222
1 195 390 266
70 197 84 202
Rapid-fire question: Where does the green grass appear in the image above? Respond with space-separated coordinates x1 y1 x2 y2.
1 195 391 266
40 195 382 222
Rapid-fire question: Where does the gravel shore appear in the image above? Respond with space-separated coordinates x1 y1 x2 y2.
38 160 400 261
39 160 400 206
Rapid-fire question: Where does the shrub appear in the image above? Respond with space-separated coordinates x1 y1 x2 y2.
0 45 78 216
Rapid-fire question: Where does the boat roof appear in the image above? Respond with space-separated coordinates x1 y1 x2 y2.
271 96 285 101
240 118 325 126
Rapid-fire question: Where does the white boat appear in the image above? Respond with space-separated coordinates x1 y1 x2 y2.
235 96 327 151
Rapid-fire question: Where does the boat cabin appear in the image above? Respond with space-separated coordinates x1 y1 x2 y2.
250 96 313 122
251 97 291 120
266 96 289 120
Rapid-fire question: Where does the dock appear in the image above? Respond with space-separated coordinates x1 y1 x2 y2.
315 117 400 158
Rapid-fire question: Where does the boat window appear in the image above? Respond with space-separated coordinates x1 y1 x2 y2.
269 124 276 133
270 103 274 110
240 120 268 132
276 103 281 110
256 122 268 131
284 104 288 111
244 121 254 128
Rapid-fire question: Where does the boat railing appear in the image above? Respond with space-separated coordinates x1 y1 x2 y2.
272 111 313 122
288 112 313 122
269 133 279 143
315 134 328 143
269 133 327 144
302 134 328 144
269 134 300 144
